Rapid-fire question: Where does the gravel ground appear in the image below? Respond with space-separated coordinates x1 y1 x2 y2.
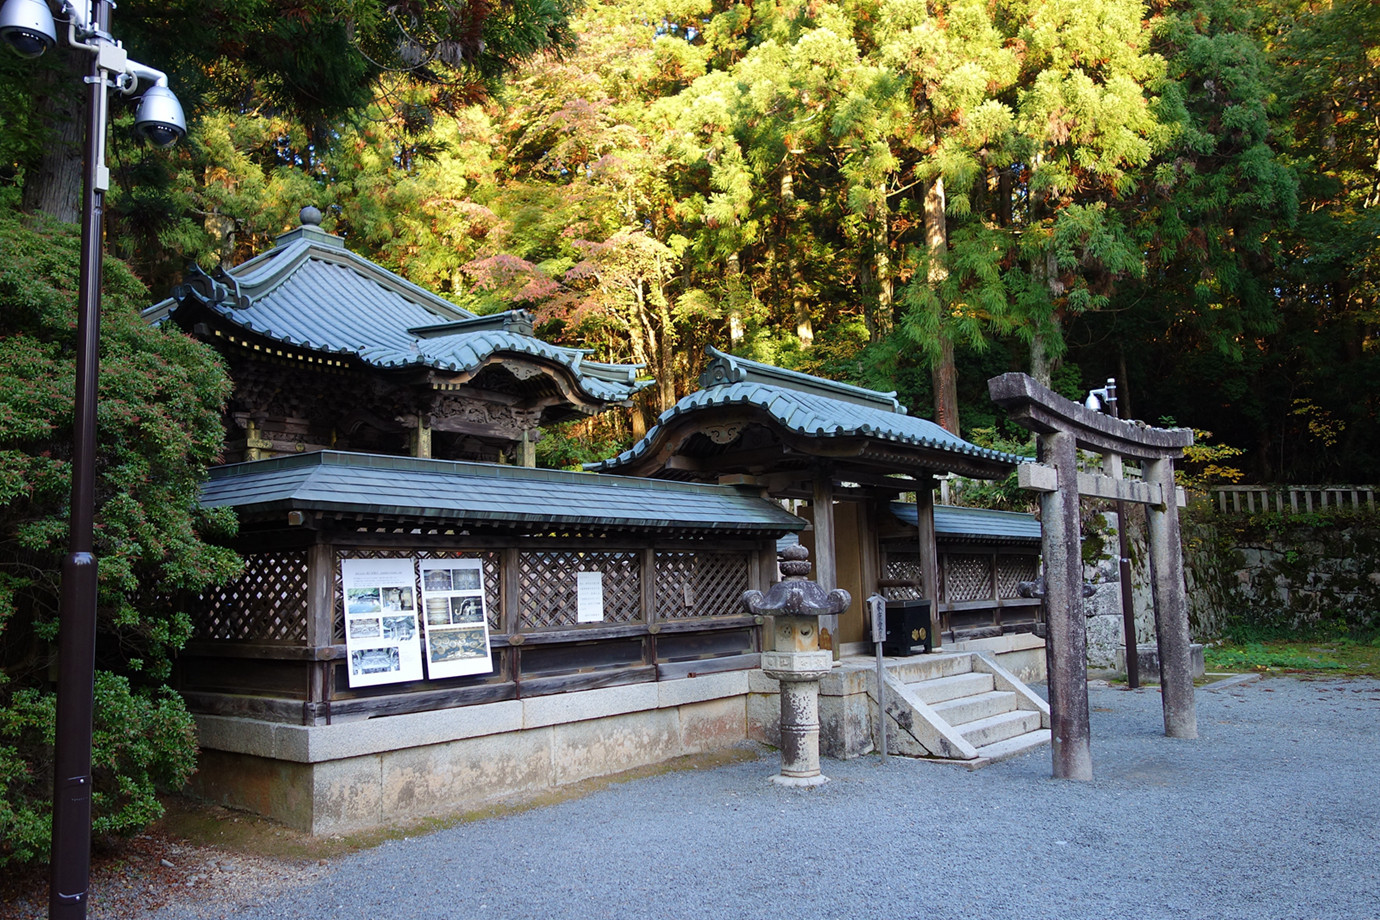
123 675 1380 920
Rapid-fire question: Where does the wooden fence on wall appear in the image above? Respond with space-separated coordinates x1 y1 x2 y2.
180 532 770 726
880 544 1041 639
1209 485 1378 515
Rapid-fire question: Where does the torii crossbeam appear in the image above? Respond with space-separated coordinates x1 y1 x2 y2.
989 373 1197 780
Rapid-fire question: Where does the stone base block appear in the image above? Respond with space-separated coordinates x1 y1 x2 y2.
947 633 1047 683
190 672 751 835
1115 643 1206 681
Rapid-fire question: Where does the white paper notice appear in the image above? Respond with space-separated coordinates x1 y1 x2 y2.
576 571 605 623
340 557 424 687
419 558 494 679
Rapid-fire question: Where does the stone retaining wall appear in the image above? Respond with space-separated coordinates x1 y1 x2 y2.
189 671 752 834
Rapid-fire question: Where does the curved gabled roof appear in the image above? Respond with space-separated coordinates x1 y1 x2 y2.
588 347 1020 479
144 216 649 406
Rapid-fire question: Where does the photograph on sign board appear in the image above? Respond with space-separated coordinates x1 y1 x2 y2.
348 617 381 639
428 626 490 664
382 615 416 641
450 596 484 625
382 585 414 612
425 597 450 626
340 557 425 687
419 558 493 679
346 587 381 614
351 646 401 677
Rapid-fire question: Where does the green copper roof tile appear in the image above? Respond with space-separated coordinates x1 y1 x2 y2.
146 218 649 405
890 501 1041 542
201 451 804 534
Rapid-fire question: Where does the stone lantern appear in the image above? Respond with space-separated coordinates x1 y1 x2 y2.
744 544 851 786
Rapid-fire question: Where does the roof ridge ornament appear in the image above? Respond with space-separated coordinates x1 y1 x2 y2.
273 203 345 249
698 345 905 414
174 263 250 310
408 309 537 338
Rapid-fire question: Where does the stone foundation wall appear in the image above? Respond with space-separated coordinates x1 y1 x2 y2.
189 672 752 834
1080 503 1380 661
1180 506 1380 635
1082 509 1157 672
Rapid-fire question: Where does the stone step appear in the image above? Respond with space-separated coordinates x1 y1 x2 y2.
972 729 1053 766
911 672 995 706
887 653 973 685
931 689 1016 726
958 709 1043 748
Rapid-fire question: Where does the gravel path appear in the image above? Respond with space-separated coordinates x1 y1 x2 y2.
151 676 1380 920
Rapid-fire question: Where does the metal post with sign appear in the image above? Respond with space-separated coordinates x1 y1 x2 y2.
867 594 887 760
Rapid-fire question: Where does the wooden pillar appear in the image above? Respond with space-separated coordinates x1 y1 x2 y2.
305 541 335 725
519 430 536 468
1040 430 1092 780
1145 458 1198 739
812 472 839 659
641 547 658 667
502 546 522 690
858 496 881 610
914 475 941 648
411 414 432 459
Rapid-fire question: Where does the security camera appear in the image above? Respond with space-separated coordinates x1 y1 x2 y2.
0 0 57 58
134 82 186 147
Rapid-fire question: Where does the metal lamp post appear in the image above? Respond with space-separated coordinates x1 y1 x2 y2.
0 2 185 918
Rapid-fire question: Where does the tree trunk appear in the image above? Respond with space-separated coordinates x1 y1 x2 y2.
1030 248 1063 388
924 176 959 433
656 293 676 412
1117 347 1133 421
932 336 959 434
873 181 892 339
727 250 744 346
782 164 813 347
1030 327 1055 388
22 56 88 223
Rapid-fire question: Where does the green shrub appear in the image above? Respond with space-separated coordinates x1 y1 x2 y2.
0 208 238 866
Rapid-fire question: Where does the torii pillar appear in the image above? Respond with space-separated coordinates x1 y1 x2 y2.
989 373 1197 780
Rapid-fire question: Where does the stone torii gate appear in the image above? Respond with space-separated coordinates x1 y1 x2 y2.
988 373 1197 780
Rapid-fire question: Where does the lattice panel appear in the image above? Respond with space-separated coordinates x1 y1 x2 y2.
197 550 309 641
655 551 750 619
334 549 502 642
996 555 1039 599
881 552 925 601
519 551 641 629
945 553 993 603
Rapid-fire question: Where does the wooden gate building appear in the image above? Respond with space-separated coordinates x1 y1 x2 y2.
589 348 1026 655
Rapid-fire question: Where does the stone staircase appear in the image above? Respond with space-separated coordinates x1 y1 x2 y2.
867 651 1051 767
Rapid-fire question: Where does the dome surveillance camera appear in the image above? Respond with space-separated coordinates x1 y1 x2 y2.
134 83 186 147
0 0 57 59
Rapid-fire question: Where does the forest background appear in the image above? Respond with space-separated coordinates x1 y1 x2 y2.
7 0 1378 483
0 0 1376 867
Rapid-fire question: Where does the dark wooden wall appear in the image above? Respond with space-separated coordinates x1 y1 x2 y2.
177 529 771 725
